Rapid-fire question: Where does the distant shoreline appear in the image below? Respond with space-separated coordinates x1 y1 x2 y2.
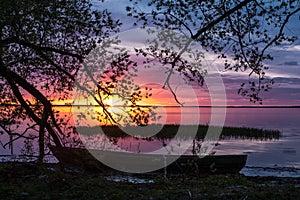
2 104 300 109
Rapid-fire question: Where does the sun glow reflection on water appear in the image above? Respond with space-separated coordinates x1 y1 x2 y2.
1 106 300 172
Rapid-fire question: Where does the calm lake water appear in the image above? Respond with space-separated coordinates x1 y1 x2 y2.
1 106 300 177
163 107 300 176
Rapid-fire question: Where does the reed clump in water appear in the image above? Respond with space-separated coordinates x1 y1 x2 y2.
77 124 281 141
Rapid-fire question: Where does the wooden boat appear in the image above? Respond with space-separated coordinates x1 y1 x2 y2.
48 145 247 174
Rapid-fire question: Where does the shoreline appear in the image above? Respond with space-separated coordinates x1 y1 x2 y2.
1 157 300 178
0 162 299 199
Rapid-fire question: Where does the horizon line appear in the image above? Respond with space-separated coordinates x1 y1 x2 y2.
1 104 300 108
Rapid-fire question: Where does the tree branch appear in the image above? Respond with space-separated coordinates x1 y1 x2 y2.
251 7 300 76
0 63 63 147
1 124 38 149
8 38 84 62
192 0 254 39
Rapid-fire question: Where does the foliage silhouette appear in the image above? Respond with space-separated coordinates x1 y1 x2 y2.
0 0 299 161
0 0 150 161
128 0 300 103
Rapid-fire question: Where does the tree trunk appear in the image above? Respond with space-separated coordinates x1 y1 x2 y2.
0 66 63 148
37 109 48 164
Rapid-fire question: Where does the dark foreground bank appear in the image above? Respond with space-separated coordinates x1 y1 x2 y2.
0 162 299 200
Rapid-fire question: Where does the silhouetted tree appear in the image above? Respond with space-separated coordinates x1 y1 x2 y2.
0 0 299 162
0 0 136 161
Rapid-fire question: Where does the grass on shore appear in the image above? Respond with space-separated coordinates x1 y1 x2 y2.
0 162 299 200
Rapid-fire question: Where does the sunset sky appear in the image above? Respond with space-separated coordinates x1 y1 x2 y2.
88 0 300 107
47 1 300 107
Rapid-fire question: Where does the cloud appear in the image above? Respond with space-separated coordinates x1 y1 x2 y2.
283 61 298 66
